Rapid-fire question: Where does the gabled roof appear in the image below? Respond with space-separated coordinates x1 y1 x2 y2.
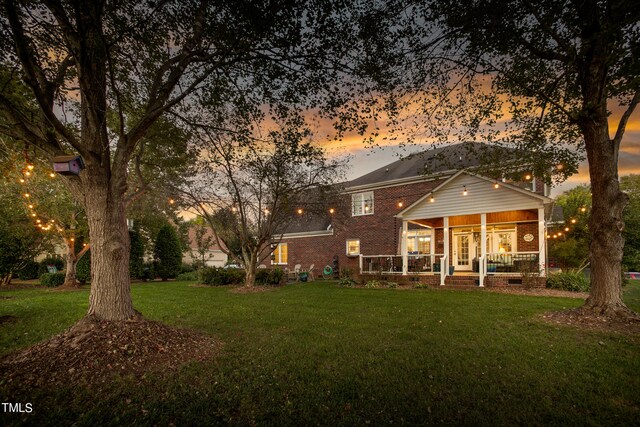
347 142 518 189
397 171 552 220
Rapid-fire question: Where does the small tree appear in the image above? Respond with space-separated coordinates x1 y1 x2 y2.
621 176 640 272
154 224 183 281
181 117 343 287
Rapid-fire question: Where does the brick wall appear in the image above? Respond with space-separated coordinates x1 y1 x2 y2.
516 221 539 252
280 179 442 275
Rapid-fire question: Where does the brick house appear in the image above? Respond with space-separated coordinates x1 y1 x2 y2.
273 143 554 286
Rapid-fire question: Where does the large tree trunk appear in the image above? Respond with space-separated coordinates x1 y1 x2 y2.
581 120 632 317
62 238 79 288
84 176 136 321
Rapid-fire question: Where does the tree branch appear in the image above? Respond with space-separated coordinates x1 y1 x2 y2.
613 89 640 147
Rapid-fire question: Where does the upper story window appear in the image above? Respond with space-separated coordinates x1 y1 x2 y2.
352 191 374 216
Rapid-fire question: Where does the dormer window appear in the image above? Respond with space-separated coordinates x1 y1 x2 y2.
352 191 374 216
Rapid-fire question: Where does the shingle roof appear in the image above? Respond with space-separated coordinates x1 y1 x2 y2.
347 142 517 188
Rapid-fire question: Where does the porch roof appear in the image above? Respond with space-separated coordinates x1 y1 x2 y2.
396 171 552 221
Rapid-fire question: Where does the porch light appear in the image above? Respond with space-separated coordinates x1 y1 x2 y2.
462 186 468 196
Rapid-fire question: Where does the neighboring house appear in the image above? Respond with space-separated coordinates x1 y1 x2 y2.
183 226 228 268
273 142 557 286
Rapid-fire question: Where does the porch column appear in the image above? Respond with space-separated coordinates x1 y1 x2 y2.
441 216 449 286
479 213 487 287
538 207 546 277
401 220 408 275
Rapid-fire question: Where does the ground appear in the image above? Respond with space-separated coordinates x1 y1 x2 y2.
0 280 638 425
0 315 219 388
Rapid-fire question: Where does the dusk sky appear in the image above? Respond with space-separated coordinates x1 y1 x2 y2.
324 108 640 197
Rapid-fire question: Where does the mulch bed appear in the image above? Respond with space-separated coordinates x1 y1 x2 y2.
485 287 589 299
541 309 640 336
0 315 17 325
229 285 277 294
0 316 220 389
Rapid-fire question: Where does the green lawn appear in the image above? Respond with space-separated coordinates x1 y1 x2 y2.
1 281 639 426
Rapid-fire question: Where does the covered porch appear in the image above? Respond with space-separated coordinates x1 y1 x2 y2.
359 171 551 286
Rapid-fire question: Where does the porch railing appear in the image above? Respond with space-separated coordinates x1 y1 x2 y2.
360 252 541 276
484 252 540 274
360 254 444 274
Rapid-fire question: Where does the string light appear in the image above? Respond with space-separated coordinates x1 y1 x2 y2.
580 207 586 213
19 178 25 183
329 208 335 214
24 193 30 198
28 204 33 209
493 182 500 189
564 227 569 232
169 198 175 205
462 186 468 196
49 173 55 178
524 174 532 180
297 208 303 214
26 164 34 170
430 194 435 203
570 218 577 224
397 202 403 208
24 171 31 177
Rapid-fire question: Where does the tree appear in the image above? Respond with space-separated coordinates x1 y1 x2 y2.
0 1 362 320
189 217 216 269
621 175 640 272
129 224 145 280
0 183 48 285
378 0 640 317
548 185 591 269
154 224 183 281
180 117 343 287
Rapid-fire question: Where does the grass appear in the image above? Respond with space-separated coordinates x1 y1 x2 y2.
1 280 639 425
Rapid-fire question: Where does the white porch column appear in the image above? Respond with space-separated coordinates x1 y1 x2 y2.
538 207 546 277
401 220 408 275
442 217 449 286
479 213 487 287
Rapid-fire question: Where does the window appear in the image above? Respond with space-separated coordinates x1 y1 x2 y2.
352 191 374 216
346 239 360 256
407 230 431 254
272 243 288 265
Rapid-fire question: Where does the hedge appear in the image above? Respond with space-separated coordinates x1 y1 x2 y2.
40 272 66 287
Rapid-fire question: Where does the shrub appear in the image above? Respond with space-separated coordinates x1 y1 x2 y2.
40 272 66 287
154 224 183 280
141 262 156 281
386 281 398 289
76 251 91 285
17 260 39 280
176 271 198 281
256 268 284 286
364 280 380 289
181 263 196 274
546 271 590 292
414 283 430 289
339 277 356 287
38 256 64 276
129 227 145 279
200 267 245 286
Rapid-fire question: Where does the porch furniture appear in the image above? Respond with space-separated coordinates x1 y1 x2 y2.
288 264 301 281
306 264 315 281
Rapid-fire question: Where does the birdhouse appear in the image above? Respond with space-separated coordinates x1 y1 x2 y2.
52 155 85 176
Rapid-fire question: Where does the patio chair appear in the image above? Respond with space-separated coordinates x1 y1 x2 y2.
288 264 301 281
307 264 315 281
257 264 267 269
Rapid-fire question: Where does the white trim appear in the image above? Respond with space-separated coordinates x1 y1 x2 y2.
402 221 408 275
345 171 454 193
279 230 334 239
443 217 449 286
538 207 546 277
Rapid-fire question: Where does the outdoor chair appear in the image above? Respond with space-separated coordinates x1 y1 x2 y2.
306 264 315 281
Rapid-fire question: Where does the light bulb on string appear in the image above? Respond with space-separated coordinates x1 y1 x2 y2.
462 186 468 196
329 208 335 214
